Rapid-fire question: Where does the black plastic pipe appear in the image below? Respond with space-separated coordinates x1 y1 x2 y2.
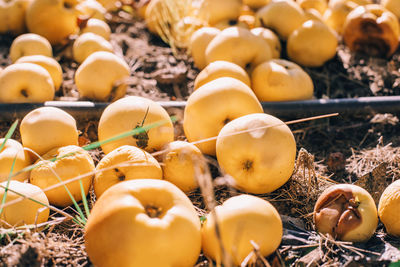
0 96 400 122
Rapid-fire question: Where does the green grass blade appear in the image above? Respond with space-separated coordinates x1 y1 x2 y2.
0 155 17 217
79 180 90 219
0 120 19 153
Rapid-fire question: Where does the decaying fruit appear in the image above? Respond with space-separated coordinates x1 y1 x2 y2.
314 184 378 242
378 179 400 237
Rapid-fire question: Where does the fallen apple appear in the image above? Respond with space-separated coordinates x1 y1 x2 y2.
250 27 282 59
9 33 52 63
73 32 113 63
76 0 106 21
378 179 400 237
190 27 221 70
80 18 111 40
0 0 31 35
0 138 32 182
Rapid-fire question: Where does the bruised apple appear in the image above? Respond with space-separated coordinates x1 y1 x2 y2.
0 138 32 182
84 179 202 267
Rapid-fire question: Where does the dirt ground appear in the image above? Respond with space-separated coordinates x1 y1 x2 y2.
1 8 400 267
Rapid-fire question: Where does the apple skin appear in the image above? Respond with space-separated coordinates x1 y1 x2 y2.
73 32 113 63
297 0 328 15
74 51 129 102
314 184 378 242
0 180 49 228
251 59 314 101
20 106 79 156
30 145 95 207
80 18 111 40
0 138 32 182
9 33 52 63
94 145 163 198
202 194 282 266
183 77 263 156
378 179 400 237
198 0 242 26
0 0 32 35
250 27 282 59
98 96 174 154
323 0 358 34
76 0 106 21
0 63 54 103
243 0 270 10
216 113 296 194
382 0 400 19
84 179 202 267
190 27 221 70
16 55 63 91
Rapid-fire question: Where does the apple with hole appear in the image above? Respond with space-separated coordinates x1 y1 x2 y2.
0 138 32 182
202 194 282 266
75 51 129 102
73 32 113 63
9 33 52 63
250 27 282 59
80 18 111 40
216 113 296 194
0 0 32 35
94 145 162 198
161 140 207 193
20 106 79 156
26 0 81 45
16 55 63 91
98 96 174 154
251 59 314 101
30 145 95 207
190 27 221 70
194 60 251 90
84 179 202 267
378 179 400 237
0 181 49 228
0 63 54 103
287 20 338 67
314 184 378 242
184 77 263 156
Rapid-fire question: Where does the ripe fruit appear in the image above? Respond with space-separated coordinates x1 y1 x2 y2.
9 33 52 63
382 0 400 19
287 20 338 67
255 0 307 40
297 0 328 15
98 96 174 154
343 4 400 57
30 145 95 207
243 0 270 10
205 26 272 71
250 27 282 58
80 18 111 40
251 59 314 101
85 179 202 267
0 138 32 182
74 51 129 102
0 63 54 103
190 27 221 70
0 0 31 35
194 60 251 90
15 55 63 91
73 32 113 63
76 0 106 21
323 0 358 34
202 194 282 265
198 0 242 26
94 145 162 198
314 184 378 242
20 107 79 156
161 141 206 192
216 113 296 194
26 0 81 45
0 180 49 228
378 179 400 237
184 77 263 156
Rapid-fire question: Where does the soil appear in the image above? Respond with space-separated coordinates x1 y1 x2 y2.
0 8 400 267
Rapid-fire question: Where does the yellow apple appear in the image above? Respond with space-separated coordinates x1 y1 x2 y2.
0 180 49 228
73 32 113 63
76 0 106 21
0 138 32 182
30 145 95 207
304 7 324 21
329 0 372 7
382 0 400 19
9 33 52 63
297 0 328 14
26 0 81 45
287 20 338 67
251 59 314 101
314 184 378 242
238 14 256 29
243 0 270 10
250 27 282 58
85 179 202 267
74 51 129 102
94 145 163 198
343 4 400 57
194 60 251 90
189 27 221 70
198 0 242 26
20 106 79 156
183 77 263 156
15 55 63 91
255 0 307 40
216 113 296 194
96 0 119 11
205 26 272 71
323 0 358 34
378 179 400 237
80 18 111 40
0 63 54 103
161 140 206 193
98 96 174 154
212 18 250 30
202 194 282 266
0 0 32 35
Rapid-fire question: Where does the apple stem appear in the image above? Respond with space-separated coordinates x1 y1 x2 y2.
145 205 162 218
